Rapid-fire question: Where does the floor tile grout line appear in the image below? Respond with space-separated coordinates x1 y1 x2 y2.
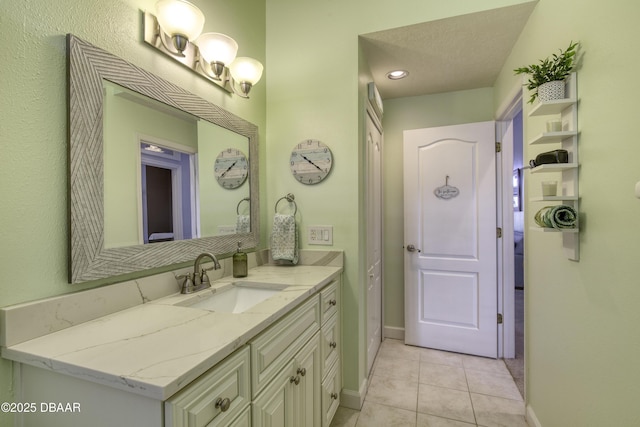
463 358 479 426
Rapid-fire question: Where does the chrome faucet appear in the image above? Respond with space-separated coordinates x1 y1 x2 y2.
179 252 221 294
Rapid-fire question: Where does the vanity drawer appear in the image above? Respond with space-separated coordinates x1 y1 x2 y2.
320 312 340 378
321 358 341 427
165 346 250 427
251 295 320 398
320 279 339 325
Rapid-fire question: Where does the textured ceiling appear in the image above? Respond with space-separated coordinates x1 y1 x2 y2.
361 2 537 100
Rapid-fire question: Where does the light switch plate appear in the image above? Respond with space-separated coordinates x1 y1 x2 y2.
308 226 333 245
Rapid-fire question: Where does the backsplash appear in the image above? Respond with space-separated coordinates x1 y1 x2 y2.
0 249 343 348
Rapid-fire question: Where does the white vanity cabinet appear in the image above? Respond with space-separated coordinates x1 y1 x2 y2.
6 272 342 427
251 278 341 427
167 278 341 427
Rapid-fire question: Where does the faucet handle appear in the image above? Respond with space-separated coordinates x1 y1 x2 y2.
199 268 211 286
177 273 195 293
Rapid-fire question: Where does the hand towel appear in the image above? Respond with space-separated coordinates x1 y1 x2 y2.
534 205 577 229
271 213 298 264
236 215 250 233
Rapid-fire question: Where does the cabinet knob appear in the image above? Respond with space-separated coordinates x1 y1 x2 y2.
297 367 306 377
290 375 300 385
329 341 337 349
329 299 337 306
215 397 231 412
330 392 338 400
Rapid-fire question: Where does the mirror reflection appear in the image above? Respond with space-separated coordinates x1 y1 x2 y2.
102 81 250 249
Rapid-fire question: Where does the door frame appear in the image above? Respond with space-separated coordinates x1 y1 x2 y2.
495 82 524 359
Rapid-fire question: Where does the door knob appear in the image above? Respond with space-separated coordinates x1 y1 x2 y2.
406 244 421 253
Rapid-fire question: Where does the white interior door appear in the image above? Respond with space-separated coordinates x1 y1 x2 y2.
403 121 498 358
366 109 383 374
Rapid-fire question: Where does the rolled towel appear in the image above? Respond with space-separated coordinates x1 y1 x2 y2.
534 205 577 229
271 213 298 264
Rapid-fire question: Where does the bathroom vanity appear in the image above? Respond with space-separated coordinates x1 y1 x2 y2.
1 261 342 427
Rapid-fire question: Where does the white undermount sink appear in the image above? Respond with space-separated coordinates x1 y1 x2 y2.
180 282 286 313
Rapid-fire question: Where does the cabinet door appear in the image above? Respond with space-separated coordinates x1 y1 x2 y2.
321 360 341 427
294 334 321 427
252 361 295 427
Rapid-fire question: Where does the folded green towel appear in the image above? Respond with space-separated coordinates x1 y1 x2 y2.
534 205 578 229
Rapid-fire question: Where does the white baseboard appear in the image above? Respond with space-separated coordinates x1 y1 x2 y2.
526 404 542 427
384 326 404 340
340 378 368 410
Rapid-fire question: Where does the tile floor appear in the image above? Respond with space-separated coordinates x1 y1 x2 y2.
330 339 528 427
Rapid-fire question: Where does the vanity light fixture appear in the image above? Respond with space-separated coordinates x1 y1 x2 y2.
144 0 263 98
386 70 409 80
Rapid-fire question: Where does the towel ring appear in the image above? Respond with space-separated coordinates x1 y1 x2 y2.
275 193 297 216
236 197 250 215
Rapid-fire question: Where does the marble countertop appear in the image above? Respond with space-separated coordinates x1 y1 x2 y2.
1 265 342 401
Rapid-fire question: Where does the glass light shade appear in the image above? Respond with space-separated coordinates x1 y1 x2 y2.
196 33 238 65
228 57 264 85
155 0 205 41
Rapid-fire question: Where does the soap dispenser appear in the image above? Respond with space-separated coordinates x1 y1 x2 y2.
233 242 247 278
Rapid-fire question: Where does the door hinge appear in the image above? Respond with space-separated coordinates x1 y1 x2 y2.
497 227 502 238
497 313 503 324
495 142 501 153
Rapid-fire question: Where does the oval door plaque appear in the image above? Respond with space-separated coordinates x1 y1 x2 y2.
434 176 459 200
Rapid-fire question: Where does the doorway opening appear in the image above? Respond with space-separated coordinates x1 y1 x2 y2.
140 140 197 244
497 88 525 398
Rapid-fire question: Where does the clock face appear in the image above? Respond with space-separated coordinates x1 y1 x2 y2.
290 140 333 185
214 148 249 189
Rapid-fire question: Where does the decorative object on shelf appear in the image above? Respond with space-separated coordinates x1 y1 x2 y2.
541 181 558 197
290 140 333 185
514 41 579 103
214 148 249 189
534 205 577 229
144 0 263 98
546 119 562 132
529 149 568 168
434 175 460 200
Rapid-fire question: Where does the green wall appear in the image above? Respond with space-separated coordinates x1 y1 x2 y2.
381 88 496 329
265 0 533 403
492 0 640 425
0 0 265 424
103 82 199 248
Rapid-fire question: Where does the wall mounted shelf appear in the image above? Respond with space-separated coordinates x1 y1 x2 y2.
529 130 578 145
527 72 579 261
529 163 579 173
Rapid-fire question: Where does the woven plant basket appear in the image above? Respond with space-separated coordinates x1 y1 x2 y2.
537 80 565 102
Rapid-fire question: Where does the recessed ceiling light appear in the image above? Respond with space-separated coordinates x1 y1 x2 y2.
386 70 409 80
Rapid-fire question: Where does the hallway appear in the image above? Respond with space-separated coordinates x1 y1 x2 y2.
331 339 527 427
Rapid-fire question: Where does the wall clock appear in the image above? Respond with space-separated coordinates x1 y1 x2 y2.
214 148 248 189
290 139 333 185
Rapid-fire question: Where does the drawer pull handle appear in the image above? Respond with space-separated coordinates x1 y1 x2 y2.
215 397 231 412
290 375 300 385
330 392 338 400
329 299 337 306
329 341 337 349
297 367 307 377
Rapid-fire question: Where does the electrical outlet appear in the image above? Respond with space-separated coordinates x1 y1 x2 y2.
308 226 333 245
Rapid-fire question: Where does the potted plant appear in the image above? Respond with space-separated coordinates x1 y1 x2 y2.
514 41 579 104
